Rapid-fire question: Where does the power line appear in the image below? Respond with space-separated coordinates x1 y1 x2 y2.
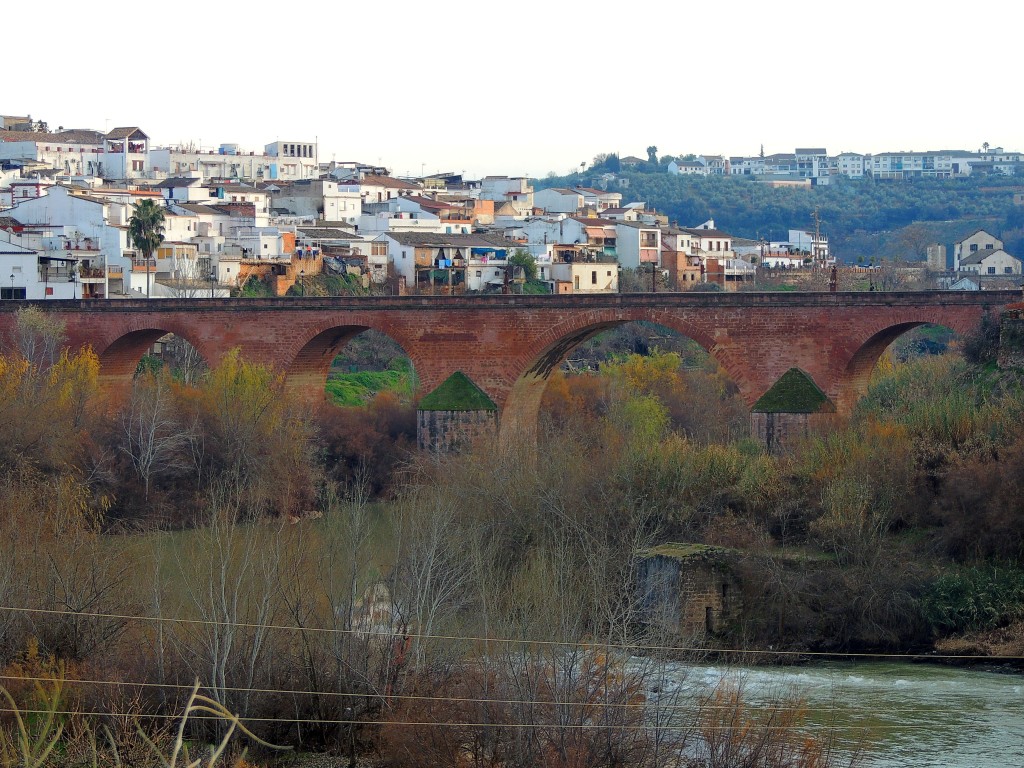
3 604 1019 662
0 674 965 717
0 707 997 732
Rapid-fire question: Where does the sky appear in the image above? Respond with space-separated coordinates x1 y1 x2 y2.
3 0 1020 178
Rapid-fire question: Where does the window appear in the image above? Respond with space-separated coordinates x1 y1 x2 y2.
475 270 481 277
591 271 597 284
0 287 26 299
988 266 996 274
1006 267 1013 274
970 244 979 252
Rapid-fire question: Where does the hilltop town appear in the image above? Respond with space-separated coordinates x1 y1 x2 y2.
1 113 1022 301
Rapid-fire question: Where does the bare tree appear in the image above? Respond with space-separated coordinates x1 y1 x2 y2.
173 494 284 718
390 482 473 670
119 372 191 500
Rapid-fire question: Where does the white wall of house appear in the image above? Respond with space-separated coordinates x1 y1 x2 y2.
550 262 619 293
954 230 1003 269
0 239 76 300
534 188 583 213
832 153 865 177
959 249 1022 275
615 223 660 270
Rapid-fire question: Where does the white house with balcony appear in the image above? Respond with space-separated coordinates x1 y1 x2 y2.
794 148 828 179
0 185 133 297
614 221 661 269
0 236 78 300
573 187 622 210
383 231 520 291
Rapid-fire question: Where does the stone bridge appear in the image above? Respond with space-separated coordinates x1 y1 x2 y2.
0 291 1016 443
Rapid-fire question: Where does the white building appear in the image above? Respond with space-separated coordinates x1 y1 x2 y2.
957 248 1022 276
668 159 709 175
263 140 319 180
268 179 362 225
870 151 976 179
788 229 830 261
480 176 534 215
534 187 584 213
953 229 1003 270
0 237 77 300
831 152 867 178
0 185 132 297
794 148 828 179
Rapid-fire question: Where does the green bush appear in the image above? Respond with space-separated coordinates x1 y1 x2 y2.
921 564 1024 634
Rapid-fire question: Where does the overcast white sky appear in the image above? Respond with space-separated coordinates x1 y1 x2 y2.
3 0 1019 178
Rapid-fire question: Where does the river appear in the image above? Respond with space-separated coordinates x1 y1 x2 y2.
656 661 1023 767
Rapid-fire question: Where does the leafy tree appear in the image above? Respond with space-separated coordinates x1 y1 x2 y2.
128 199 166 298
646 145 658 163
509 249 538 281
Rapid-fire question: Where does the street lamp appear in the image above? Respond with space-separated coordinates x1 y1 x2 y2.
8 274 13 299
299 269 305 296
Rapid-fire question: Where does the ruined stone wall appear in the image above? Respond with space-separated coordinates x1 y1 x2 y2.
417 409 498 452
639 553 742 637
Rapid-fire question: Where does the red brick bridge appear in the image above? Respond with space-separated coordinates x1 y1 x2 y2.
0 291 1016 442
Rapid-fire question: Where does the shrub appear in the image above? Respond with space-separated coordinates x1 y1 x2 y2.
921 564 1024 634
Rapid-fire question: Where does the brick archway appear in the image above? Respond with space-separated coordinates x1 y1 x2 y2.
499 310 743 445
93 321 216 397
831 307 991 415
282 316 421 402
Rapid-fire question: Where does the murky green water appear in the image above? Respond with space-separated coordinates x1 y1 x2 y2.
662 661 1024 767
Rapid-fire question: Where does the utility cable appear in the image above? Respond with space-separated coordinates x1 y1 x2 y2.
0 707 1003 732
0 674 979 716
2 604 1020 661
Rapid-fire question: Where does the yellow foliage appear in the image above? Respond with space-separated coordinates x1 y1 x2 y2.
601 349 684 397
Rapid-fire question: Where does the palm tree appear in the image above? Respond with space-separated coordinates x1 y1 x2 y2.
129 199 165 298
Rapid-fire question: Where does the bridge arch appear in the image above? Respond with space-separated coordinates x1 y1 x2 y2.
499 308 749 445
835 312 983 414
283 316 420 403
96 323 214 385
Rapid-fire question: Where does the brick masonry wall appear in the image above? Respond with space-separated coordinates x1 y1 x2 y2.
0 292 1015 440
